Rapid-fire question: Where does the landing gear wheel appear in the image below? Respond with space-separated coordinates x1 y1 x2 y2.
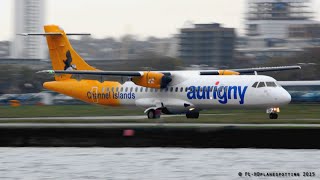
147 109 161 119
269 113 278 119
147 110 155 119
186 111 199 119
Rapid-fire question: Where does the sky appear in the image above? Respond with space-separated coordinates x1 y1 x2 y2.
1 0 320 41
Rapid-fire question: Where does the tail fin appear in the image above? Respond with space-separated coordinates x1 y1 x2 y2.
44 25 96 80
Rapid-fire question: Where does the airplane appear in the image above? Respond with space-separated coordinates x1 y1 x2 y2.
24 25 306 119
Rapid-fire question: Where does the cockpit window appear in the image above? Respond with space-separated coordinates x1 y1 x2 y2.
266 82 277 87
257 82 266 88
252 82 258 88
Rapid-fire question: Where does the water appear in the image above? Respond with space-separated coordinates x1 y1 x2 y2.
0 148 319 180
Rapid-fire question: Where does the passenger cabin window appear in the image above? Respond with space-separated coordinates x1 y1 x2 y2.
116 87 119 92
140 87 143 92
145 88 148 92
257 82 266 88
150 88 154 92
125 87 128 92
120 87 123 92
175 87 178 92
170 87 173 92
185 87 188 92
135 87 138 92
252 82 258 88
266 82 277 87
130 87 133 92
180 87 183 92
155 89 158 92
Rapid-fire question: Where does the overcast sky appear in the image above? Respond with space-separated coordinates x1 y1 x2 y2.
1 0 320 41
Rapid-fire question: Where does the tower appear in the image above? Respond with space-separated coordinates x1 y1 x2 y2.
12 0 46 59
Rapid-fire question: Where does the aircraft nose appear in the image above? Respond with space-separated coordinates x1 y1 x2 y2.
281 89 291 104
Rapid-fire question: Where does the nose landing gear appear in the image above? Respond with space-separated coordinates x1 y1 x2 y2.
267 107 280 119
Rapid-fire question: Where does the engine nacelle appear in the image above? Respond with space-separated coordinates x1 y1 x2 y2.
218 70 240 75
132 71 172 89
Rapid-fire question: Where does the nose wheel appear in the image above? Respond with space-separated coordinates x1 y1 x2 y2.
269 113 278 119
267 107 280 119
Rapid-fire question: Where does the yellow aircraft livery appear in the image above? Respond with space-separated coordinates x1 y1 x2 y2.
27 25 303 119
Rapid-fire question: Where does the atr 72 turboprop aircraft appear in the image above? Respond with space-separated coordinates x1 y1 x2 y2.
24 25 303 119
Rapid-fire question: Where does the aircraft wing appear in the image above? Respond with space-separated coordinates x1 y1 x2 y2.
277 81 320 86
199 66 301 75
38 65 301 76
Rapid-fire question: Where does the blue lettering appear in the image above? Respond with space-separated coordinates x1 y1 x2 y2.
217 86 228 104
205 86 211 100
186 84 248 105
238 86 248 104
212 86 218 99
196 86 206 100
187 86 196 99
228 86 237 99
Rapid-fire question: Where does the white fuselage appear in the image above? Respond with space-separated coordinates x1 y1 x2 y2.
105 72 291 114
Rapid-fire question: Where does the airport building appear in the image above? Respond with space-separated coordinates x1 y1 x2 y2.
239 0 320 60
178 23 235 67
11 0 46 59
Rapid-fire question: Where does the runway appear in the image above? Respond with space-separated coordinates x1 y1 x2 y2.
0 122 320 128
0 113 237 121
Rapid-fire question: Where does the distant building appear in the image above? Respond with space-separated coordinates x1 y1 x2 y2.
147 37 178 57
239 0 320 60
288 24 320 39
179 23 235 67
0 41 10 58
11 0 46 59
246 0 314 39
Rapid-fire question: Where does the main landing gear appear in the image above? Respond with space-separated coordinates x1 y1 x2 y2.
147 109 161 119
186 109 199 119
267 107 280 119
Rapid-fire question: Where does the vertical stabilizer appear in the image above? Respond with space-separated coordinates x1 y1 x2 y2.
44 25 96 80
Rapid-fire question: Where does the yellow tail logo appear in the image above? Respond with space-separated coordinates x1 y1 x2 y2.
44 25 96 81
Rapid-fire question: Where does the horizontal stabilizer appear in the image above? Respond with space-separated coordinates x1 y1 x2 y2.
18 33 91 36
37 70 143 76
